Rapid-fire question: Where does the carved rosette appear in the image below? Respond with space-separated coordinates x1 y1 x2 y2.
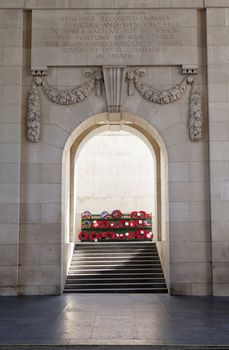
126 69 202 142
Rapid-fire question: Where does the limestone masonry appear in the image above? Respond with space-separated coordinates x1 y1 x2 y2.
0 0 229 296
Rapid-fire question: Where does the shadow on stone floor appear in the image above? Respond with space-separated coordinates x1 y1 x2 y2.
0 294 229 346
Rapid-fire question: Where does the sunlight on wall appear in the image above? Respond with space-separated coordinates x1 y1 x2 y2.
74 130 156 238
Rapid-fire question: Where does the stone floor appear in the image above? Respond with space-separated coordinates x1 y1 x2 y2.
0 294 229 346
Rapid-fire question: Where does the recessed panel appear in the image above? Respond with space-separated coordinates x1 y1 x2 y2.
31 9 198 68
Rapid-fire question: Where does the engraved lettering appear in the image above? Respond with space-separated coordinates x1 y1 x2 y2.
45 11 183 59
32 9 198 66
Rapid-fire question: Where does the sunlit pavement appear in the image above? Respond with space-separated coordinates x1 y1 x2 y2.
0 294 229 346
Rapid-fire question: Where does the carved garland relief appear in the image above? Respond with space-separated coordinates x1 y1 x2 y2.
126 70 202 142
26 67 202 143
26 69 103 143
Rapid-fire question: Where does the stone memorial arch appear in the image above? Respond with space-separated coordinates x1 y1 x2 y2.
0 0 227 296
61 113 169 292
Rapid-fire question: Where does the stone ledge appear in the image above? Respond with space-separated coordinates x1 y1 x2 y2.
1 0 229 9
1 345 229 349
0 0 207 9
205 0 229 7
0 0 24 8
24 0 69 9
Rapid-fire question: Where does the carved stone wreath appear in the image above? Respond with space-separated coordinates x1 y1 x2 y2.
27 67 202 143
126 70 202 142
42 70 103 105
26 69 103 143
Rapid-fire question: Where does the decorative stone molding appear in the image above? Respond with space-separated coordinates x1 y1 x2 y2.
189 82 202 142
26 70 47 143
27 86 41 143
103 66 126 113
182 65 198 75
84 69 103 97
125 69 202 142
27 66 202 143
127 69 188 104
108 112 122 122
42 69 103 105
27 68 103 143
182 67 202 141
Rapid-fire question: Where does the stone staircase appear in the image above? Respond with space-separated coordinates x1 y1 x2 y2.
64 242 168 293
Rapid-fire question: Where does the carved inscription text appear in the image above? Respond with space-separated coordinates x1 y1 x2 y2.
32 9 198 66
47 12 182 60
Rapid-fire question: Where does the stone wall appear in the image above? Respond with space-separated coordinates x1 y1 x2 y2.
18 61 211 295
0 9 23 295
0 0 228 296
207 7 229 296
122 66 210 295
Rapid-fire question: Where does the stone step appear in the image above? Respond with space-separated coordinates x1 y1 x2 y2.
69 266 163 272
74 248 156 254
71 258 160 264
69 263 162 268
67 272 165 278
66 277 166 283
73 255 157 260
68 268 163 276
74 246 155 251
65 242 167 293
64 282 167 289
64 287 168 293
2 345 229 350
76 242 155 247
73 251 158 256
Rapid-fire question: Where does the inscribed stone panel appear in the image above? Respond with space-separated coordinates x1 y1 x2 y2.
31 9 198 67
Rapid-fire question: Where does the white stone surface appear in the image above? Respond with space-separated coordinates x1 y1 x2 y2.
0 0 205 8
21 144 63 163
75 131 155 236
0 3 223 297
19 265 60 286
3 47 22 66
20 224 61 244
25 0 69 8
20 184 61 203
0 0 24 8
41 164 62 184
207 7 229 295
220 181 229 200
3 85 21 104
0 224 19 244
169 202 190 222
168 162 189 182
39 244 61 264
0 266 18 287
20 204 41 224
0 244 18 265
41 204 61 223
209 103 229 122
31 9 198 67
206 0 229 7
0 8 22 296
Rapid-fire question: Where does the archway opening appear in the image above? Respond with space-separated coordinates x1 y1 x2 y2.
61 113 169 292
74 128 157 242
